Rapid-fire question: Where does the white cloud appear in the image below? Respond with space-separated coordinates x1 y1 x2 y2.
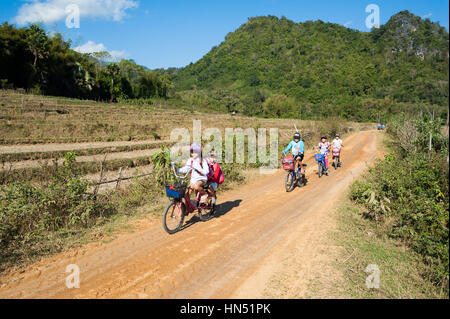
423 13 432 19
73 40 107 53
344 21 353 27
109 50 127 61
73 40 127 61
13 0 139 25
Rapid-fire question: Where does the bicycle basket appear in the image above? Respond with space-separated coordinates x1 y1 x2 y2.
332 148 340 156
282 156 294 171
165 182 187 199
314 154 324 162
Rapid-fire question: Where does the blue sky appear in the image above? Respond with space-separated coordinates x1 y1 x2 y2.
1 0 448 69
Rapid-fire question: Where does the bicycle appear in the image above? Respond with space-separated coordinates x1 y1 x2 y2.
283 155 307 192
162 163 215 234
332 147 341 170
314 153 327 178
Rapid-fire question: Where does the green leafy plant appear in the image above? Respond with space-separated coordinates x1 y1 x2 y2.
151 145 172 187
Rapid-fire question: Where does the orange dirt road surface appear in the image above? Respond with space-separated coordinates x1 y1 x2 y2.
0 130 380 299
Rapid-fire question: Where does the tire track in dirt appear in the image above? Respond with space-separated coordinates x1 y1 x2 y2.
0 130 377 299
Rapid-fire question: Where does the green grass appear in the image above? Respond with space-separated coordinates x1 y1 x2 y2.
333 199 447 299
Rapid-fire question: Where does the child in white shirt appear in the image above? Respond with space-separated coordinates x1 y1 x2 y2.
177 143 209 199
332 134 344 166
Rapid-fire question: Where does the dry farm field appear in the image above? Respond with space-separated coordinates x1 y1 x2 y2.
0 89 373 188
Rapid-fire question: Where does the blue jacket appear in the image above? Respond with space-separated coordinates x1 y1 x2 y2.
284 139 304 156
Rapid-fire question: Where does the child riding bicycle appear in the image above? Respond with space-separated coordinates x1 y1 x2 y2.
318 135 331 175
175 142 210 204
332 134 344 166
283 132 305 177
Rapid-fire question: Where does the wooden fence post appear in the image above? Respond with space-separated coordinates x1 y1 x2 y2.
116 167 123 189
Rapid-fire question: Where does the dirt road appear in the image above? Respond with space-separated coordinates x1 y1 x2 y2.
0 130 379 299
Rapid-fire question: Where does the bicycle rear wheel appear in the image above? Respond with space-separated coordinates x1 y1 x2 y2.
198 201 214 221
162 201 185 234
297 171 306 187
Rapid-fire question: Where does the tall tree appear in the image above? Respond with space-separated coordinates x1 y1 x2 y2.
26 24 49 67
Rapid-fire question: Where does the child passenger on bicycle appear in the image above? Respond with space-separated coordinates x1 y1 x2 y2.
176 142 210 201
206 148 220 210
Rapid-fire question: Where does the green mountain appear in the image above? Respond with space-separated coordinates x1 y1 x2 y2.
174 11 449 121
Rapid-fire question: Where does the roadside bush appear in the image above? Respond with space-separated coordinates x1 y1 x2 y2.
0 153 115 269
350 116 449 291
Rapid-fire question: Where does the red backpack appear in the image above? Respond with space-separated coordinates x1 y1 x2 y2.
208 162 224 185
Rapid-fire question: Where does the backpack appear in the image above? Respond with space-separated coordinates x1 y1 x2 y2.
216 165 224 185
208 162 224 185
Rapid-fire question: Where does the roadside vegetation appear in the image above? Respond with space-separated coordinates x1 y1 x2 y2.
348 114 449 296
335 199 446 298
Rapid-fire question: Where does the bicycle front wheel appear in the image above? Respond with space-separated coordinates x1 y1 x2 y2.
162 201 185 234
285 171 296 192
318 163 323 178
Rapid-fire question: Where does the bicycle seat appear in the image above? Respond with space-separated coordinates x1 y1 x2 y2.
203 184 210 190
302 164 307 167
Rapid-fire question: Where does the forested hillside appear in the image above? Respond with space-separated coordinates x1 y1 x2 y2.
1 11 448 122
174 11 449 121
0 23 173 102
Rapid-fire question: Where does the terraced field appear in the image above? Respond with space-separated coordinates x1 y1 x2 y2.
1 90 372 189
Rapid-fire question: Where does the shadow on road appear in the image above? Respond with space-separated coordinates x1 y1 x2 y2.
214 199 242 218
179 199 242 232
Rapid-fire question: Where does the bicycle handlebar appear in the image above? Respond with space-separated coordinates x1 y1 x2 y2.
171 162 190 180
